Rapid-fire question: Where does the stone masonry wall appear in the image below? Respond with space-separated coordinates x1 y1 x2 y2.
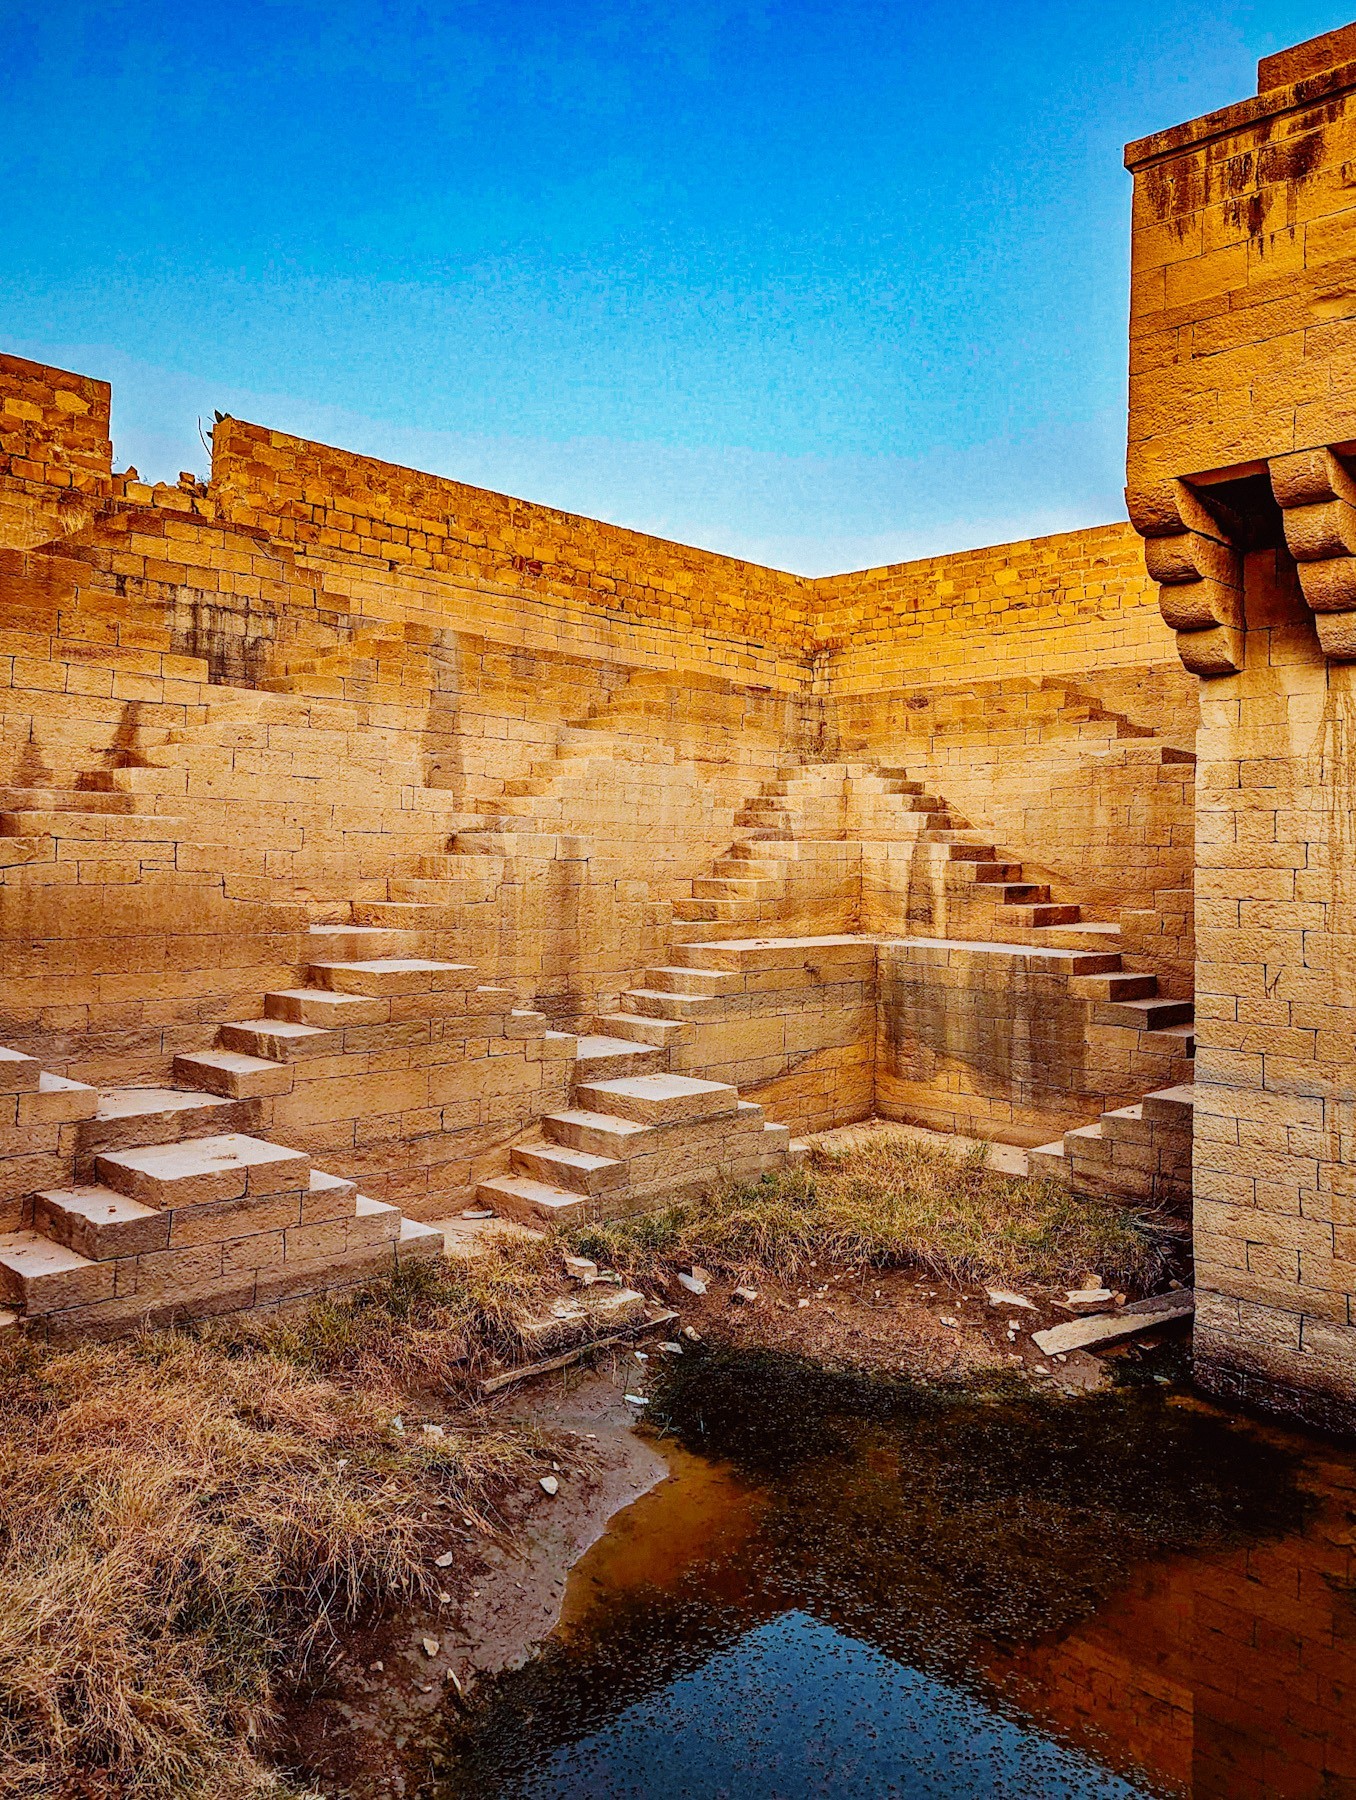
1125 23 1356 1431
0 346 1201 1194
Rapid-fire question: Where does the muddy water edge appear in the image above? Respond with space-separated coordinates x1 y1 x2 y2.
286 1323 1356 1800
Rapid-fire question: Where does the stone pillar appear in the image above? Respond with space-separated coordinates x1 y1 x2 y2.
1126 23 1356 1429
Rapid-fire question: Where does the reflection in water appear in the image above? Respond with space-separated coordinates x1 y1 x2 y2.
534 1613 1150 1798
423 1351 1356 1799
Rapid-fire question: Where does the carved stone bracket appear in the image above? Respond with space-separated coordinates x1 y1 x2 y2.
1269 446 1356 659
1129 477 1246 677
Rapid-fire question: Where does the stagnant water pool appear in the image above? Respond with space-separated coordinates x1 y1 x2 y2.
420 1347 1356 1798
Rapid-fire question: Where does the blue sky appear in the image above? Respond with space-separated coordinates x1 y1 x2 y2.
2 1 1346 571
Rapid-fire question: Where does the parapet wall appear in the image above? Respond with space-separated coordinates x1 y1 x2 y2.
816 522 1180 699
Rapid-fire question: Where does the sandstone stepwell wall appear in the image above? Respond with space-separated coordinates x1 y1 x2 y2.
3 353 1188 1124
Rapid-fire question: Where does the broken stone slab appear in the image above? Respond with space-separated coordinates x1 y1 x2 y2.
1060 1288 1118 1312
986 1287 1036 1311
1032 1290 1194 1357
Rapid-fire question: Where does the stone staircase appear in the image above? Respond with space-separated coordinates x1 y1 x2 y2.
666 759 1194 1061
475 1065 799 1229
0 919 804 1333
881 764 1195 1060
0 1039 442 1342
178 923 504 1099
1029 1083 1195 1214
670 762 858 943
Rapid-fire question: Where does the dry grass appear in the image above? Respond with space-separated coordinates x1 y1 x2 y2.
256 1239 562 1394
560 1135 1174 1294
0 1252 571 1800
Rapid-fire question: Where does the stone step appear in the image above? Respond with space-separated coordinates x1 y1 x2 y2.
79 767 188 796
1031 921 1124 951
960 860 1022 882
1063 1120 1112 1164
1142 1083 1196 1127
387 876 495 902
515 1284 651 1357
671 898 764 922
0 787 136 814
306 923 424 959
1002 902 1082 928
264 988 390 1027
1145 1021 1196 1055
309 1167 360 1208
1101 996 1195 1030
643 967 734 997
353 900 465 931
32 1184 167 1260
712 856 789 879
725 840 803 861
0 1231 109 1315
923 837 998 859
75 1088 249 1160
413 855 503 884
0 1047 40 1092
594 1012 686 1048
622 988 719 1020
1027 1140 1070 1182
96 1133 311 1209
511 1140 626 1195
544 1108 654 1159
450 832 563 857
1069 972 1156 1002
572 1034 665 1081
1099 1103 1151 1146
692 876 779 898
306 957 478 997
973 880 1052 905
23 1072 100 1124
219 1018 339 1062
474 1173 587 1227
172 1049 293 1100
573 1072 740 1126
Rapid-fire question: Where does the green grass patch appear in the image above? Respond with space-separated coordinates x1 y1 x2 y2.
558 1134 1173 1294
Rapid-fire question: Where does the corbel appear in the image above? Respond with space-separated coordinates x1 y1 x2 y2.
1268 445 1356 659
1128 475 1247 677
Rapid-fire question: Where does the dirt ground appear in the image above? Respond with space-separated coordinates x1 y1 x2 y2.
278 1361 669 1800
651 1262 1121 1391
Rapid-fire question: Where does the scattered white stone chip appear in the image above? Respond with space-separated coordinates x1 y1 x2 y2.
421 1638 440 1658
434 1550 456 1568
